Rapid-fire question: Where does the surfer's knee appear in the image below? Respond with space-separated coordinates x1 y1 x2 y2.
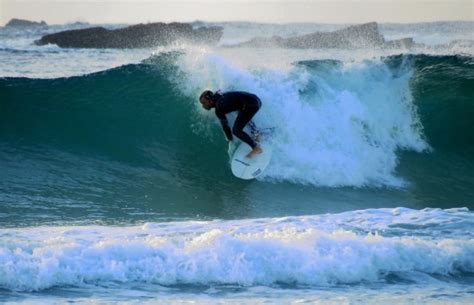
232 125 244 137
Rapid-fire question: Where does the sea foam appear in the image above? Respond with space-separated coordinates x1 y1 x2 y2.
1 208 473 291
177 50 429 186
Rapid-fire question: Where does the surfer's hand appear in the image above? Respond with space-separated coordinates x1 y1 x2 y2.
227 140 236 157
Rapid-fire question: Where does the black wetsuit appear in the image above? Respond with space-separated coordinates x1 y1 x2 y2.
215 91 261 148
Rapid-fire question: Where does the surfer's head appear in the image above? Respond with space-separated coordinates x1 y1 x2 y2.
199 90 215 110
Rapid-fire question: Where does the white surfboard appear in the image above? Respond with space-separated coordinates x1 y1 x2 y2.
231 143 272 180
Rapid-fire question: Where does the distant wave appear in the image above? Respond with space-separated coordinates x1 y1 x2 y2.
0 48 64 56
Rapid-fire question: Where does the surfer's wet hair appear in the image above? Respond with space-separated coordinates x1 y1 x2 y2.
200 90 214 101
200 90 222 102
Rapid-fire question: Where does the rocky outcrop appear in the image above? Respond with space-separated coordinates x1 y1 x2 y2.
445 39 474 49
287 22 384 48
384 37 415 49
234 22 415 49
34 22 223 48
5 18 47 27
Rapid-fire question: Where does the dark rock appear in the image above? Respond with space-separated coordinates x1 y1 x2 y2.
234 22 384 49
35 22 223 48
5 18 47 27
446 39 474 48
287 22 384 48
384 37 415 49
233 22 415 49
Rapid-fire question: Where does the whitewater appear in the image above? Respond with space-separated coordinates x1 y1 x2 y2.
1 21 473 304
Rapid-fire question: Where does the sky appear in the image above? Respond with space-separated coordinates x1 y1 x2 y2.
1 0 473 25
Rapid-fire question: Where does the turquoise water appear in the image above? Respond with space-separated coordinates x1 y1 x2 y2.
1 22 473 304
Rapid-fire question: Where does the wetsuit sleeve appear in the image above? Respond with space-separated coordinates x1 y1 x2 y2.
216 111 233 141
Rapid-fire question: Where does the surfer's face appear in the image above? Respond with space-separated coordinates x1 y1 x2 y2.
200 97 213 110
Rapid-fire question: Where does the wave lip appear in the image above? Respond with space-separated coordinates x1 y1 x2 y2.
176 51 432 186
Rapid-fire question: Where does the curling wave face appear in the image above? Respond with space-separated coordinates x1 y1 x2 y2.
0 53 473 224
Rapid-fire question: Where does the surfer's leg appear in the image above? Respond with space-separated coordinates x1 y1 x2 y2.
233 106 259 148
249 120 260 142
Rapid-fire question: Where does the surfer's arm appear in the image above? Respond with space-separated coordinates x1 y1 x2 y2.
216 111 233 141
220 118 233 141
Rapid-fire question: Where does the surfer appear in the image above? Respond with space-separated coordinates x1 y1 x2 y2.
199 90 263 158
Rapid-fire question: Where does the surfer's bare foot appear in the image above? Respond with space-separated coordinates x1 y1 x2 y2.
246 146 263 159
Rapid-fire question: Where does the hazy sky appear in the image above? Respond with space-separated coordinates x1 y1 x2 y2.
1 0 473 25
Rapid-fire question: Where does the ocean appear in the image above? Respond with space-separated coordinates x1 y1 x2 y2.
1 21 473 304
